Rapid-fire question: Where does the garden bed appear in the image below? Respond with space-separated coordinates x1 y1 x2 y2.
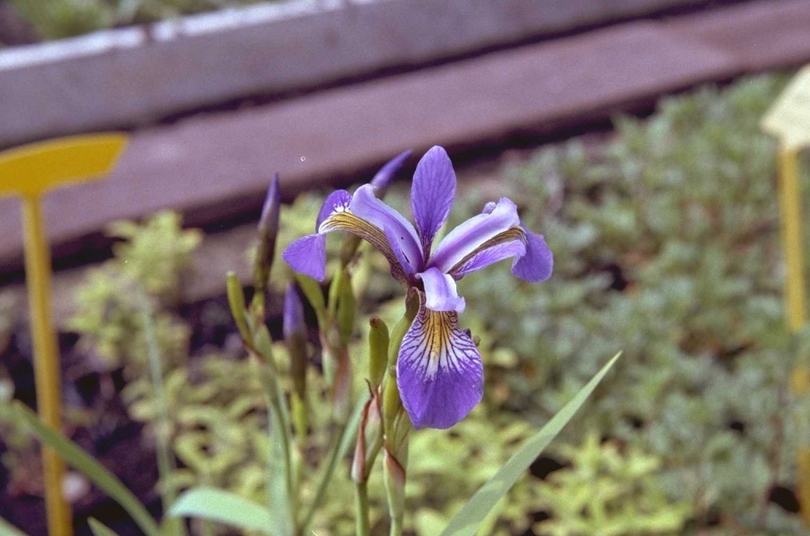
1 73 807 535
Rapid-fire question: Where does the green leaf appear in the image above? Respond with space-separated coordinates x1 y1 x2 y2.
169 487 274 535
439 352 621 536
0 514 27 536
7 402 161 536
88 518 120 536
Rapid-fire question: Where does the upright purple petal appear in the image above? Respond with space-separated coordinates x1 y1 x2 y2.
397 300 483 430
412 146 456 253
512 227 553 282
429 197 521 273
283 234 327 281
418 267 465 313
350 185 424 270
449 239 526 279
317 190 353 230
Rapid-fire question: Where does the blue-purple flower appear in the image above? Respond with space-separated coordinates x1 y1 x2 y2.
283 146 553 429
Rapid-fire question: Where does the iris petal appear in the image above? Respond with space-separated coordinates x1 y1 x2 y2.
350 185 424 271
512 226 553 282
320 211 409 283
317 190 353 230
418 267 465 313
411 146 456 253
449 238 526 279
397 297 483 430
282 234 327 281
429 197 521 273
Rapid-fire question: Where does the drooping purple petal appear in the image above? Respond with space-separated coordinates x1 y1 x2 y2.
412 146 456 253
319 211 409 283
316 190 353 231
418 267 465 313
283 234 327 281
350 184 424 270
371 150 412 195
449 239 526 279
511 226 553 282
397 300 483 429
429 197 521 273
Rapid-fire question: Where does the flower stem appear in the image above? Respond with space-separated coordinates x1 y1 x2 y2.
389 515 403 536
354 481 370 536
139 292 186 536
299 421 348 534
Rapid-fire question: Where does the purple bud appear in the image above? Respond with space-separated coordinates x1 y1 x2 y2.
254 174 281 294
283 283 306 342
370 150 412 197
284 283 308 400
259 174 281 235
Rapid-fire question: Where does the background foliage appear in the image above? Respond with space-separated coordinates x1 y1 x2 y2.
1 73 808 535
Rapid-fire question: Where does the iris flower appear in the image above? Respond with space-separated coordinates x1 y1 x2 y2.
283 146 552 429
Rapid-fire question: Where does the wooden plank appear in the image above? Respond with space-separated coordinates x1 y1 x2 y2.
666 0 810 71
0 19 740 277
0 0 723 148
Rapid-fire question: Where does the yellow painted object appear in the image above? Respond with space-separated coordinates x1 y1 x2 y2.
778 147 807 332
0 134 128 536
763 68 810 526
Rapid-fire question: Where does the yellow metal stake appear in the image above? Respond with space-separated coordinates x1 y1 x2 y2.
762 66 810 526
0 134 128 536
778 146 807 332
776 145 810 526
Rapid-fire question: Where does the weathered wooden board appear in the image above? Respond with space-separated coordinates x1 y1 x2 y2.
0 0 723 148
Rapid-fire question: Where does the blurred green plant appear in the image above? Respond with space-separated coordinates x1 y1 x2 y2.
535 432 692 536
8 0 273 41
449 73 808 534
67 211 200 376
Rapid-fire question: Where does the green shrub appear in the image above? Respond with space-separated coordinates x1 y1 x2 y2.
450 74 807 534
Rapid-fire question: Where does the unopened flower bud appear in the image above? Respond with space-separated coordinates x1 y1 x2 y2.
370 150 412 197
226 271 251 343
253 174 281 296
336 273 356 346
284 284 308 402
351 390 383 483
383 410 410 523
368 317 389 389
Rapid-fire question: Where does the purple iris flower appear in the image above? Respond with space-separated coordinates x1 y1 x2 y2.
283 146 553 429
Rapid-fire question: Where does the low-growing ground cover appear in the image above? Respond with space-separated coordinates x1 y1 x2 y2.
0 72 806 535
4 0 279 42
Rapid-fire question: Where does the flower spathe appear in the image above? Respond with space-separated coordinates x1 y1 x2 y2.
283 146 553 429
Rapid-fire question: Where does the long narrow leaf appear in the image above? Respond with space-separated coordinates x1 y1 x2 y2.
88 519 121 536
9 402 161 536
440 352 621 536
0 514 27 536
169 487 274 534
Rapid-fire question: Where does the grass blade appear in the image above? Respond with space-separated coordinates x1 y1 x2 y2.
439 352 621 536
8 402 161 536
0 514 27 536
169 487 274 535
88 519 120 536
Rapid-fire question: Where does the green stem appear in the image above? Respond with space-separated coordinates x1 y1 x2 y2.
389 515 403 536
254 359 296 534
299 422 348 533
354 481 370 536
139 292 186 536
